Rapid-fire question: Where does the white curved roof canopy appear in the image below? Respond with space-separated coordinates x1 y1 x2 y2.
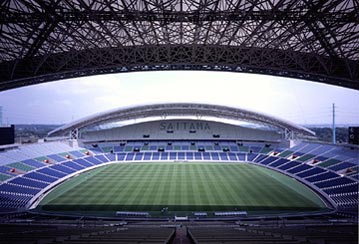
48 103 315 137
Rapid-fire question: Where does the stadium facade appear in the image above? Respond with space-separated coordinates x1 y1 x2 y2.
48 103 315 141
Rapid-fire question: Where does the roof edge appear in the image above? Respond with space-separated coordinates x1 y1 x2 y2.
48 103 315 137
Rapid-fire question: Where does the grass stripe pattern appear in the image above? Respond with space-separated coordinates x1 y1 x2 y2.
39 162 326 214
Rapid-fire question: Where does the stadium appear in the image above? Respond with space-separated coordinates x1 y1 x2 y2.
1 0 359 243
0 103 358 243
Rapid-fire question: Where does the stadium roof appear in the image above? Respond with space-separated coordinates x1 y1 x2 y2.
1 0 358 91
48 103 315 138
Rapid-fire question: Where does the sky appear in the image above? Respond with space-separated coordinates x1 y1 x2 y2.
0 71 358 126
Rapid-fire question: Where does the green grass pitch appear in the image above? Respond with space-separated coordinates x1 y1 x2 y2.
38 162 327 215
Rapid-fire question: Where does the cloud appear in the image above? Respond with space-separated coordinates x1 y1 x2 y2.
1 71 358 124
53 99 72 106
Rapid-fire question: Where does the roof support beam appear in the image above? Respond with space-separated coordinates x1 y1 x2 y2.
1 45 357 91
0 0 358 90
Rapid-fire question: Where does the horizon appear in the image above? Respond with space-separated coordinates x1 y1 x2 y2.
0 71 358 126
9 122 359 128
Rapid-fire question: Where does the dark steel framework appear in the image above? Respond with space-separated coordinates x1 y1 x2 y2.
0 0 358 91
